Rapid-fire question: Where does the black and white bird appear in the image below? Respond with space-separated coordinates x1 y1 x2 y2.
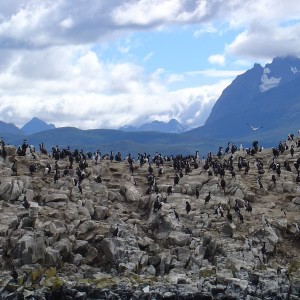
21 196 30 210
113 224 120 237
174 209 180 221
195 187 200 199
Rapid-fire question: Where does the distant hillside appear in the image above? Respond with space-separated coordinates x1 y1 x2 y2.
21 117 55 135
185 56 300 141
0 121 22 136
120 119 189 133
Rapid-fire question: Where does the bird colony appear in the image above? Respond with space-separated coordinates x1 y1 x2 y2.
0 136 300 299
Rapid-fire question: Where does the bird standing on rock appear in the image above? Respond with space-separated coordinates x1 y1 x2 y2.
113 224 120 237
227 209 233 223
21 196 30 209
11 266 18 283
220 178 226 193
186 201 191 214
174 209 180 221
204 192 211 205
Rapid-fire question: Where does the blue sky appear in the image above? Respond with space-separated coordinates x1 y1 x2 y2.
0 0 300 130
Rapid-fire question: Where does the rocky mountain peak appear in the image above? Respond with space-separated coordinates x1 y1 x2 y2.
21 117 55 135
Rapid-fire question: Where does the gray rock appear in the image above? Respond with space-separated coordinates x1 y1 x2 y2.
53 238 72 260
234 188 244 199
93 205 109 220
101 237 127 262
45 247 62 266
282 181 294 193
120 183 140 202
77 220 96 236
222 223 234 238
13 233 45 264
45 193 69 203
292 197 300 205
168 231 192 246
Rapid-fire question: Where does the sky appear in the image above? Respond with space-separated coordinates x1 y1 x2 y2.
0 0 300 130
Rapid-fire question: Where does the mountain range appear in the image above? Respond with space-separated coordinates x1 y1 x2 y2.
119 119 189 133
1 56 300 155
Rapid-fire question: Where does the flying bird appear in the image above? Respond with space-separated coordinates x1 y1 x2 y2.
247 123 263 131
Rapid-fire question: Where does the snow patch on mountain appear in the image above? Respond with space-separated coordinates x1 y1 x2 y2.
259 68 281 92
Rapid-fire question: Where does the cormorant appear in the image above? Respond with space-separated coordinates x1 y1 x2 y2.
204 192 211 205
174 209 180 221
186 201 191 214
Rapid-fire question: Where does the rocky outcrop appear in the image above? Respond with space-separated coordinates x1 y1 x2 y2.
0 140 300 299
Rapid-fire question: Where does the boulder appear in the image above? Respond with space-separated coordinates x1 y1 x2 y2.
100 237 127 263
282 181 294 193
45 193 69 203
13 233 45 264
93 205 109 220
119 183 140 202
168 231 192 247
76 220 97 236
53 238 72 260
222 223 235 238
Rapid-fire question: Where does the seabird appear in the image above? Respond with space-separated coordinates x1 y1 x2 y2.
78 183 83 194
113 224 120 237
220 178 226 192
204 191 211 205
174 209 180 221
21 196 30 209
234 199 240 214
153 196 162 212
167 186 173 196
245 200 252 213
11 161 17 175
247 123 263 131
257 177 264 189
227 209 233 223
195 187 200 199
11 266 18 283
262 214 270 227
174 174 180 185
215 203 224 217
238 211 244 223
186 201 191 214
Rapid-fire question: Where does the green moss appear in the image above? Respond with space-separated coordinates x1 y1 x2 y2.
45 267 57 279
31 268 42 282
44 276 65 291
80 275 117 289
199 268 215 278
130 273 158 285
288 258 300 275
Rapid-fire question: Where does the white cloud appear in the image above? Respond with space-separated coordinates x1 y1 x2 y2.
226 22 300 59
193 26 217 38
208 54 225 66
0 0 300 131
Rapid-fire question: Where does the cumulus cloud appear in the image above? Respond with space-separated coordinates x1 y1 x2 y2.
0 0 300 130
226 22 300 59
0 43 233 129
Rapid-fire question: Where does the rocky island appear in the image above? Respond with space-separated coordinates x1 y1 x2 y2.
0 136 299 299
